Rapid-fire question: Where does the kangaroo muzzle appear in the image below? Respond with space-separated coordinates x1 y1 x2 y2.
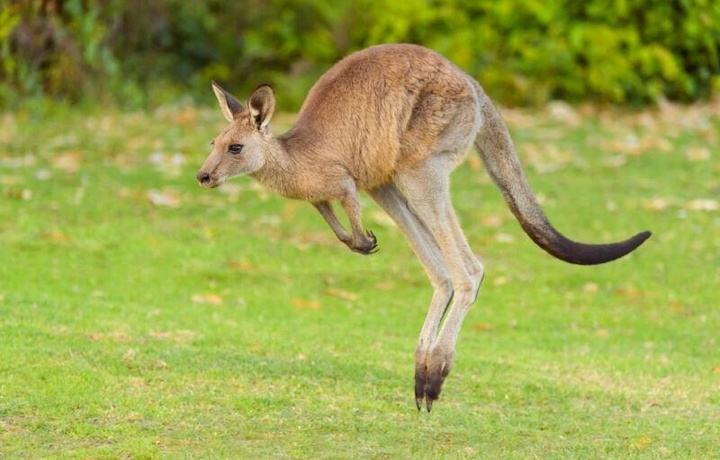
196 170 221 188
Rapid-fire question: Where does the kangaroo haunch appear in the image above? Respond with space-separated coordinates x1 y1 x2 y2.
196 44 652 411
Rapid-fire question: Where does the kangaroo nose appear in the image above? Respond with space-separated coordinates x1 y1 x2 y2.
197 171 211 184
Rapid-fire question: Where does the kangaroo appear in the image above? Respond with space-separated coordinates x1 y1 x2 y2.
196 44 651 411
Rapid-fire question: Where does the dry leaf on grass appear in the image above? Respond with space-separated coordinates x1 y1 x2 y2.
375 281 395 291
4 188 33 200
685 199 719 212
291 298 322 310
482 214 505 228
228 259 257 271
52 151 82 174
642 198 671 212
495 233 516 244
118 187 143 201
41 230 71 243
191 293 223 305
87 330 133 342
668 302 688 315
493 276 509 286
325 288 358 302
173 107 198 125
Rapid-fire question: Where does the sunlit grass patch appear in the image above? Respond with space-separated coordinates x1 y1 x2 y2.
0 101 718 459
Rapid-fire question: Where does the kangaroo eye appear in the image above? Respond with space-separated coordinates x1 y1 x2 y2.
228 144 244 154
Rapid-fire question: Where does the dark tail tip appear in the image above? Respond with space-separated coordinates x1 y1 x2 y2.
556 230 652 265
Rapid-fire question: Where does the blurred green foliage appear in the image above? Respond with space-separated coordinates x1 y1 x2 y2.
1 0 719 109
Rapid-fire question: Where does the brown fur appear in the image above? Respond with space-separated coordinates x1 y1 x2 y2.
197 44 651 410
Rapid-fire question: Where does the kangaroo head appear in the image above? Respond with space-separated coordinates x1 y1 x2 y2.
196 82 275 188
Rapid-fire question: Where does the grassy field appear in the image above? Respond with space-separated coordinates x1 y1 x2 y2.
1 99 718 459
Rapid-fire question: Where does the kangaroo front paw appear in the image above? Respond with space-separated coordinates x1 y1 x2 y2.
350 229 378 255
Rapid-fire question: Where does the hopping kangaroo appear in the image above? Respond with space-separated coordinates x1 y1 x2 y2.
197 44 651 411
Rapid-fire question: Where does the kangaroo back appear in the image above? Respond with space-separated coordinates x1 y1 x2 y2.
474 87 651 265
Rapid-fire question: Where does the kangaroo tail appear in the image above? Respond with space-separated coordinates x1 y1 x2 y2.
473 88 651 265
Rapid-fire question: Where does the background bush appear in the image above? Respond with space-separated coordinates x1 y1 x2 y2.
1 0 719 109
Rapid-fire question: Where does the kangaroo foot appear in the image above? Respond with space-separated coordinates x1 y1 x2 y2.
415 349 452 412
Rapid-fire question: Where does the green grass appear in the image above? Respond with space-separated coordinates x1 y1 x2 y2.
1 101 718 459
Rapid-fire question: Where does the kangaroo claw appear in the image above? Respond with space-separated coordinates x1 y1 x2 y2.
349 229 378 254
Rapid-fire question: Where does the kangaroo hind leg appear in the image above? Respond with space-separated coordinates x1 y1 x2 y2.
394 156 484 411
369 183 454 410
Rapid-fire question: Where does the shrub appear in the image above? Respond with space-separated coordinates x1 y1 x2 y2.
1 0 718 108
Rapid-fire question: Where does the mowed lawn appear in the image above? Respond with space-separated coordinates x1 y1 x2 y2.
0 100 718 459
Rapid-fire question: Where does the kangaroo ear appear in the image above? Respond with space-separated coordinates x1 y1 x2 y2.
248 84 275 131
212 81 245 122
